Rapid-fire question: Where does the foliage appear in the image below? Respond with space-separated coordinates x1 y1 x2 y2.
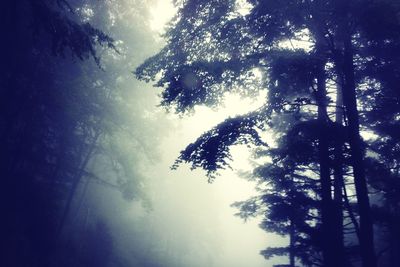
0 0 154 265
137 0 400 266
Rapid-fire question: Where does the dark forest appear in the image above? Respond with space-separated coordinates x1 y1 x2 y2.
1 0 400 267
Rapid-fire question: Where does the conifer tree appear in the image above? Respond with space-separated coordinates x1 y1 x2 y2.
137 1 400 266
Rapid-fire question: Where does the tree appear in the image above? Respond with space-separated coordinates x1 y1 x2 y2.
137 1 400 266
0 0 150 265
356 4 400 263
234 141 322 267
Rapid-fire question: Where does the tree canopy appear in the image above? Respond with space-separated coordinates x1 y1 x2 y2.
137 0 400 266
0 1 159 265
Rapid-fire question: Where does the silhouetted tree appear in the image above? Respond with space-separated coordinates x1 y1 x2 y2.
0 1 137 266
137 1 400 266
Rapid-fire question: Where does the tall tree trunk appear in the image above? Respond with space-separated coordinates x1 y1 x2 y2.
316 58 340 267
56 131 101 237
289 217 295 267
340 25 377 267
333 74 346 265
309 7 347 265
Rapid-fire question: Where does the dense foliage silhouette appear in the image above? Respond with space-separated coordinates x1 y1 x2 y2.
137 0 400 266
0 1 152 266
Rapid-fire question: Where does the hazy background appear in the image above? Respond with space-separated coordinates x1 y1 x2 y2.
67 1 287 266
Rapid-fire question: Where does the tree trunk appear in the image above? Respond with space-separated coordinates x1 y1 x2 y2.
289 217 295 267
340 27 377 267
56 131 101 237
333 73 346 265
316 58 341 267
309 8 347 265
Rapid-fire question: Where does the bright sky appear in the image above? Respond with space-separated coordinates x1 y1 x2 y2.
143 2 288 266
149 0 177 32
154 92 286 267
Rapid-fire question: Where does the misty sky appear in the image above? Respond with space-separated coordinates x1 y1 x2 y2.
79 1 288 266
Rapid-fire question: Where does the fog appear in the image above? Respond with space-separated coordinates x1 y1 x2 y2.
67 0 287 266
4 0 399 266
82 98 287 267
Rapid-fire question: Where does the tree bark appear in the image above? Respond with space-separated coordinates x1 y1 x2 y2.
309 7 347 265
316 58 341 267
333 73 346 266
289 217 295 267
340 27 377 267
